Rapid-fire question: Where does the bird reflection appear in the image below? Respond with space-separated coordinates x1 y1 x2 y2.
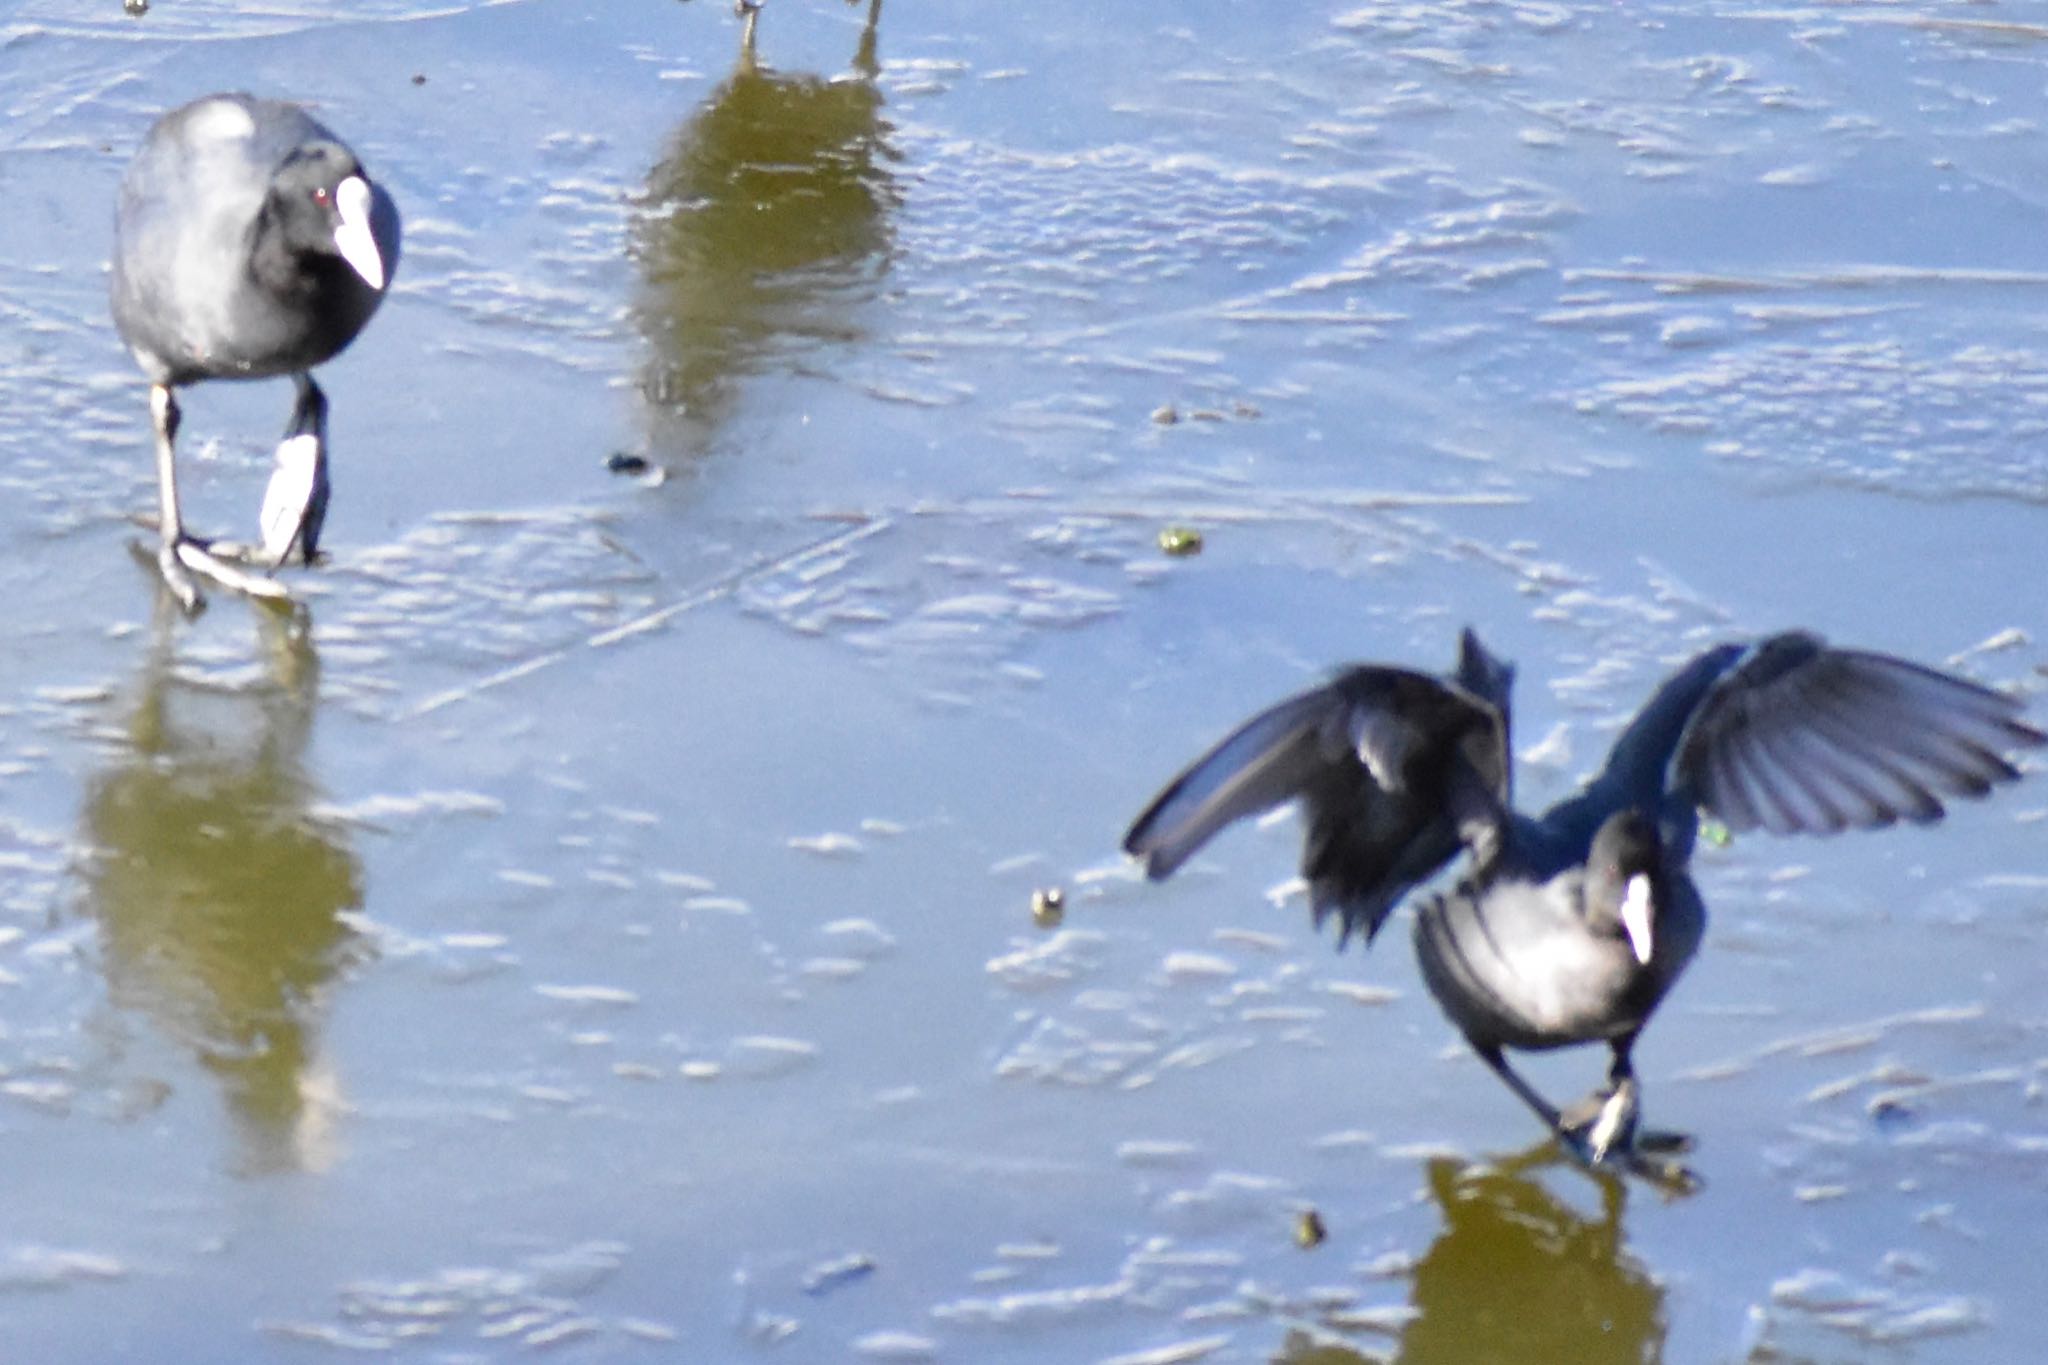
1271 1336 1382 1365
80 600 363 1175
634 0 895 458
1272 1152 1665 1365
1400 1151 1665 1364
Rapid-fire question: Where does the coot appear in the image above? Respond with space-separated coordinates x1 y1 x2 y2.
1125 629 2042 1181
111 93 399 610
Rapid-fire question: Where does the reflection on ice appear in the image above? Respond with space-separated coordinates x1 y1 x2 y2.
635 0 896 458
1393 1154 1665 1364
79 602 363 1174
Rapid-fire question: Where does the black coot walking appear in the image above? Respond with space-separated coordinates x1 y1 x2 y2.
1125 629 2041 1181
111 93 400 611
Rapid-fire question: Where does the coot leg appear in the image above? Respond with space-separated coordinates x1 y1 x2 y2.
146 384 203 613
136 385 293 607
1472 1041 1566 1136
1559 1040 1693 1157
257 372 331 566
1478 1039 1696 1191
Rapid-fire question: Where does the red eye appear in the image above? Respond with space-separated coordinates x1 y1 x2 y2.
312 186 331 206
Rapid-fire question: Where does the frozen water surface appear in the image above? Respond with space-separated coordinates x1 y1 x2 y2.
0 0 2043 1360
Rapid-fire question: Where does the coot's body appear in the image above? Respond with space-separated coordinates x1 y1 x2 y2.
111 93 399 608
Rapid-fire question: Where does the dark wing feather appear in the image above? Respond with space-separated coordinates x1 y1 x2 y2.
1125 653 1511 944
1298 754 1463 945
1123 685 1356 881
1671 633 2043 836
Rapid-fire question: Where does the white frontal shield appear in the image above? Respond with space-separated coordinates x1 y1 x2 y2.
331 176 386 290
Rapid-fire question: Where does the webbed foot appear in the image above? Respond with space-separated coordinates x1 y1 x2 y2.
1558 1080 1700 1194
136 534 295 612
1560 1083 1693 1157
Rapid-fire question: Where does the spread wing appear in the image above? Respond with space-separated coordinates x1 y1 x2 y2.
1670 632 2043 836
1124 652 1509 944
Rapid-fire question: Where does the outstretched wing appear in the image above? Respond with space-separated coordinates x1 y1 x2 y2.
1670 632 2043 836
1124 653 1509 944
1124 684 1359 882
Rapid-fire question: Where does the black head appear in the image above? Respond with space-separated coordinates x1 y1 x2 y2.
1588 809 1661 965
264 142 392 292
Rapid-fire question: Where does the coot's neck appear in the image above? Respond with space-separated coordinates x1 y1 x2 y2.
245 196 340 303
